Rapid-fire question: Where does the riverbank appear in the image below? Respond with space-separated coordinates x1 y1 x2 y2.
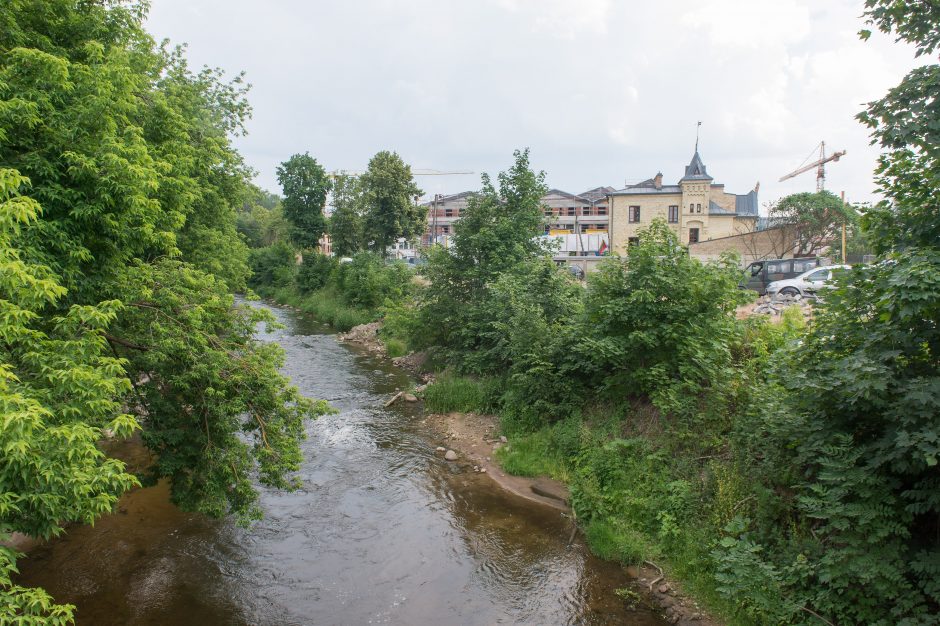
339 320 721 626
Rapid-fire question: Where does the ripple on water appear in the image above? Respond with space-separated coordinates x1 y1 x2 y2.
15 299 665 626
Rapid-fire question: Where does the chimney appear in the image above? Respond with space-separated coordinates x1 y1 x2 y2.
654 172 663 190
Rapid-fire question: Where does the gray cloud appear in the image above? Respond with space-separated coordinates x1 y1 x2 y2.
146 0 924 208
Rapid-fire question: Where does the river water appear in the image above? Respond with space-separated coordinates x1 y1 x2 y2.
17 301 664 625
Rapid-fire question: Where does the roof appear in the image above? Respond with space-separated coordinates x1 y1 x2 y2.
579 186 615 202
420 190 476 206
735 190 759 216
679 151 713 182
610 185 682 196
708 200 735 215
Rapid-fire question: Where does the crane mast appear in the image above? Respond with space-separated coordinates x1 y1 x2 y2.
779 141 846 192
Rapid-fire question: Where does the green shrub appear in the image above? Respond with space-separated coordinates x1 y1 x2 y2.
248 242 295 289
296 253 337 293
384 338 407 357
334 252 412 308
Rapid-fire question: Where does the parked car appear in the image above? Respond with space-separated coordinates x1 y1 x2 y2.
766 265 851 298
741 257 829 295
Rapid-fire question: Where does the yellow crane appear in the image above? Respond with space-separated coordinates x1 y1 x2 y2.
779 141 846 192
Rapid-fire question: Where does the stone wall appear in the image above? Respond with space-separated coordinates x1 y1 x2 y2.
688 225 798 266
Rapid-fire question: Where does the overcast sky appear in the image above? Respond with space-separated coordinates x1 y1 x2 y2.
146 0 923 209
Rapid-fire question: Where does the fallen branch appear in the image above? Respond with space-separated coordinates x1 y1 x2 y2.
565 522 578 549
644 560 665 592
384 391 403 408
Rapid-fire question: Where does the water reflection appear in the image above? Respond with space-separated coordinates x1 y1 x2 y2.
17 301 662 625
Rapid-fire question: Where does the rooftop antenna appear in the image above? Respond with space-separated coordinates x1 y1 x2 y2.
695 121 702 153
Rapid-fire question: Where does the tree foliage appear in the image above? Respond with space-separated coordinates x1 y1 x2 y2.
328 173 364 257
360 151 423 256
276 153 332 251
415 148 549 370
767 190 855 257
0 3 327 621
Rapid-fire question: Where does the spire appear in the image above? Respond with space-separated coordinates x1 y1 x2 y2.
695 121 701 153
680 149 713 182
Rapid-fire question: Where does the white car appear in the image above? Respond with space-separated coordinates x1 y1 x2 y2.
766 264 851 298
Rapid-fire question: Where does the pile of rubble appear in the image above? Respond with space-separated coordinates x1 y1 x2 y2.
751 292 814 317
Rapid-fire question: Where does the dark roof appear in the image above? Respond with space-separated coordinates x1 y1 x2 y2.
735 190 759 216
679 151 713 182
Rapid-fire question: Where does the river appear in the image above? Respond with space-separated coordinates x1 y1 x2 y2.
17 300 664 625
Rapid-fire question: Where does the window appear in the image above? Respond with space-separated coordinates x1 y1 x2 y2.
597 206 607 215
749 262 764 277
628 237 640 246
806 269 829 282
767 261 787 274
441 225 450 234
668 205 679 223
792 259 818 273
567 207 576 216
583 206 591 215
690 203 695 213
689 228 699 243
444 208 453 217
544 209 553 217
696 203 702 213
628 206 641 223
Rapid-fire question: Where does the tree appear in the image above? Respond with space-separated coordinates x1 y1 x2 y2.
766 190 856 257
716 5 940 623
360 151 423 256
328 173 364 256
415 148 549 370
276 153 332 251
0 170 139 623
0 3 328 620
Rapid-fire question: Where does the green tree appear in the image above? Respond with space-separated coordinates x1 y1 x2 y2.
415 148 549 371
276 153 332 251
767 190 856 257
328 173 364 256
713 5 940 623
0 170 139 624
360 151 423 256
0 4 328 620
582 220 746 417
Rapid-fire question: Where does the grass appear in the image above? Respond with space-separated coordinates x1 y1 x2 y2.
493 426 571 482
422 373 493 413
270 285 376 331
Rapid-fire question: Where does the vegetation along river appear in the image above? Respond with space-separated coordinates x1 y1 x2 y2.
17 300 665 625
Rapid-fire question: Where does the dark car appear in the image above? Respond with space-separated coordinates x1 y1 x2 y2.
741 257 828 295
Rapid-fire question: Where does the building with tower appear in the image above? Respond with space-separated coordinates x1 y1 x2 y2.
608 150 759 253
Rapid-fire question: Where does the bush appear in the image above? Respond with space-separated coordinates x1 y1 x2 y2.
334 252 413 309
248 242 295 290
296 253 337 293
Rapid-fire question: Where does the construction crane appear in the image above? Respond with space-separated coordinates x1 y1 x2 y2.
778 141 846 192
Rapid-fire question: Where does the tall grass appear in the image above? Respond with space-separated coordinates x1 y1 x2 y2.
422 374 498 414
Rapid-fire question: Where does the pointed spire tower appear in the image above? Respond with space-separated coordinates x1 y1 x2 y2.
680 123 712 233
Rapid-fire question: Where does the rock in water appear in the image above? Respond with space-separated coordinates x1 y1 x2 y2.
444 450 458 461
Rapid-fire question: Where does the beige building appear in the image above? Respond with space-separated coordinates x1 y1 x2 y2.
609 151 759 253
